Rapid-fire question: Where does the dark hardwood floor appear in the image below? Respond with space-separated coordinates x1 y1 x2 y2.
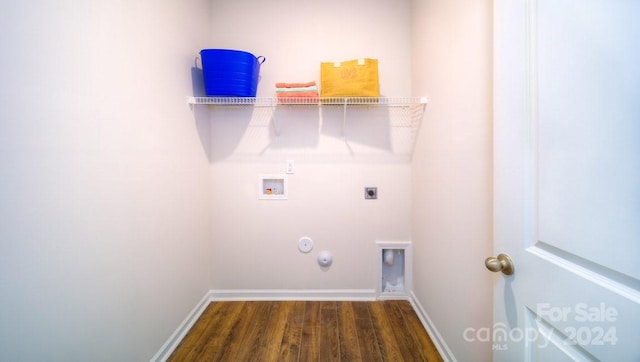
168 300 443 361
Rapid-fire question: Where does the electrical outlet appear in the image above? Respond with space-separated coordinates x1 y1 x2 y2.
364 187 377 199
286 159 294 174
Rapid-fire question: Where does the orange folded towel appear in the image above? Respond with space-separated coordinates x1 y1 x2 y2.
275 81 316 88
276 91 319 98
277 90 319 104
276 85 318 93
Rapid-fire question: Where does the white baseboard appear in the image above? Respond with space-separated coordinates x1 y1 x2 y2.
409 291 456 362
150 291 212 362
210 288 377 301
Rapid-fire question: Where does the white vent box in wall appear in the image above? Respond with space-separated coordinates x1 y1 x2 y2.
376 241 412 299
259 174 287 200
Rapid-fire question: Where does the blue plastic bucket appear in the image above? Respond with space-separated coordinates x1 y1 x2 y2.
200 49 266 97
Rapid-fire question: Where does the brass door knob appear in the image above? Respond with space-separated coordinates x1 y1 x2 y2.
485 253 514 275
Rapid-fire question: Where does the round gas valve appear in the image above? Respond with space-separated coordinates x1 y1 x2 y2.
317 250 333 267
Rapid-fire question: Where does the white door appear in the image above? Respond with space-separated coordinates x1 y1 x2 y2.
493 0 640 360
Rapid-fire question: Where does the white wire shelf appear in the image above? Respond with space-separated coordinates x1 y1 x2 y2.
187 96 428 107
187 95 428 157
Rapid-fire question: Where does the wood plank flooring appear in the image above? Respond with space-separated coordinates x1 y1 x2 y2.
168 300 443 362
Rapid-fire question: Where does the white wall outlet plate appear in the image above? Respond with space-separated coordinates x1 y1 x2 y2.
298 236 313 253
286 159 295 174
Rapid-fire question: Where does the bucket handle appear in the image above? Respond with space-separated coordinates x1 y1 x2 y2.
257 56 266 64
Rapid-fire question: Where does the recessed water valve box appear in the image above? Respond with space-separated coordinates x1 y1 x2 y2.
259 174 287 200
376 241 412 299
365 187 377 199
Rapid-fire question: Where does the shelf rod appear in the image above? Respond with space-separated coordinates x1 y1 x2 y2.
270 98 280 136
342 98 348 137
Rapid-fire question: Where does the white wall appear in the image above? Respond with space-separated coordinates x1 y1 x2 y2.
411 0 494 361
207 0 414 291
0 1 213 360
0 0 495 359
